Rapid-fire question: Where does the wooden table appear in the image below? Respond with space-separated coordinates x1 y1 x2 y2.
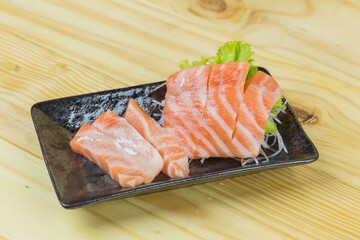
1 0 359 239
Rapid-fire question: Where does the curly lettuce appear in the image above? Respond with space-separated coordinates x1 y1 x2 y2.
179 56 209 70
271 96 287 115
179 41 257 80
265 120 277 135
212 41 254 64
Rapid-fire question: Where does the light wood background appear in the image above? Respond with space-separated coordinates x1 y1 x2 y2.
1 0 359 239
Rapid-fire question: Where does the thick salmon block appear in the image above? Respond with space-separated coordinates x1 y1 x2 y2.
70 110 163 188
164 65 211 159
125 99 189 178
199 62 250 158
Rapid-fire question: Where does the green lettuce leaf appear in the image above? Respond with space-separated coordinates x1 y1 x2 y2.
265 120 277 134
178 41 286 134
179 41 256 75
265 96 287 134
270 96 287 115
179 56 209 70
212 41 255 64
247 65 258 80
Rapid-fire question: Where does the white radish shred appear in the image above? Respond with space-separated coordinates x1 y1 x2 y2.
283 98 288 106
151 98 166 126
276 108 286 114
260 146 269 163
152 82 166 93
273 117 282 124
261 140 270 149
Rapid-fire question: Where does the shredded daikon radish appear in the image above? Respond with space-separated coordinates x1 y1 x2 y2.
259 146 270 163
151 98 165 126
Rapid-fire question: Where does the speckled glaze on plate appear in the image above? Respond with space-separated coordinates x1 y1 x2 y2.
31 67 319 209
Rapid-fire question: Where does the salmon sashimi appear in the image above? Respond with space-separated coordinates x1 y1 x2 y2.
164 63 284 159
124 99 189 178
164 65 211 159
70 110 163 188
232 71 284 157
196 62 250 158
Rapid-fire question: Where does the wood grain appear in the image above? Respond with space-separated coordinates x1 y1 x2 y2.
0 0 359 239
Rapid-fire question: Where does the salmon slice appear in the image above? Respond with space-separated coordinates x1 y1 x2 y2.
197 62 250 158
164 65 211 159
232 71 284 157
70 110 164 188
124 99 189 178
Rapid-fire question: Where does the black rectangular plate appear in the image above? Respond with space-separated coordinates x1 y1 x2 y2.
31 67 319 209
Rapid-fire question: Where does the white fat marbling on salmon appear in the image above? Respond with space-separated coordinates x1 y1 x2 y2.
240 104 263 133
257 88 269 119
180 78 185 87
201 123 233 157
124 148 137 155
197 135 218 156
77 136 93 142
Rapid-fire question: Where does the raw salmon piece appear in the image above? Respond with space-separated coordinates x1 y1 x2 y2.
70 124 145 187
197 62 250 158
164 65 211 159
125 99 189 178
70 111 164 188
232 71 284 157
91 110 164 183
